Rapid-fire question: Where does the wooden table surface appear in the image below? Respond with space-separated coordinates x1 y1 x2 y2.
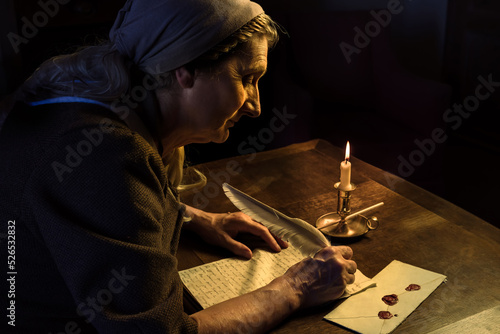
178 139 500 333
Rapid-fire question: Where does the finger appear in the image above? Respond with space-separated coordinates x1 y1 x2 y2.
241 222 282 252
223 235 253 259
345 272 356 285
346 260 357 274
272 233 289 249
314 246 346 260
336 245 354 260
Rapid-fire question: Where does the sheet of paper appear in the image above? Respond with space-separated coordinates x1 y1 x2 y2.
179 245 375 309
324 260 447 334
343 269 376 298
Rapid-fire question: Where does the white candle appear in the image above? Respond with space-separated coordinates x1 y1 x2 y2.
339 141 351 190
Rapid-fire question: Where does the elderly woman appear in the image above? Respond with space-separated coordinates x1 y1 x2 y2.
0 0 356 333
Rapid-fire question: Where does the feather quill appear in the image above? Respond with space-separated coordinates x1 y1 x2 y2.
223 183 331 257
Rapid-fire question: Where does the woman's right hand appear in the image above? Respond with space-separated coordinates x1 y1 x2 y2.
282 246 357 309
191 246 356 332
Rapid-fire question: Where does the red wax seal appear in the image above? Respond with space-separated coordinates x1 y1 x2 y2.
378 311 393 319
382 294 399 306
405 284 421 291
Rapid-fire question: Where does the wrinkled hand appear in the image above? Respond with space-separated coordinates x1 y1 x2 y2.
183 205 288 259
283 246 357 309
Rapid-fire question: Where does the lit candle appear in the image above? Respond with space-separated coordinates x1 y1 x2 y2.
339 141 351 190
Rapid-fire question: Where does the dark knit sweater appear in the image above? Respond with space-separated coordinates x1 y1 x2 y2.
0 102 198 333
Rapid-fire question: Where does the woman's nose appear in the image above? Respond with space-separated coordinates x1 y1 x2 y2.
242 87 261 118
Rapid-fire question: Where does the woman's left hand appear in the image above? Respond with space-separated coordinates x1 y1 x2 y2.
182 204 288 259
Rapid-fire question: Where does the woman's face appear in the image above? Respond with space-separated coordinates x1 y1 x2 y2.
171 35 269 145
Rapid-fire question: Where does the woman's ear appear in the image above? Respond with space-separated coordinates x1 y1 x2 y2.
174 66 195 88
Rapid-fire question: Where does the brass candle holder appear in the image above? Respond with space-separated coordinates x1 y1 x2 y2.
335 182 355 220
316 182 382 238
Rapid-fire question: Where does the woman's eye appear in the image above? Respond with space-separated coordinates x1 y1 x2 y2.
243 75 254 85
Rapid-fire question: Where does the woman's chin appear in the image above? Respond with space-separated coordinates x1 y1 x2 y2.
212 130 230 143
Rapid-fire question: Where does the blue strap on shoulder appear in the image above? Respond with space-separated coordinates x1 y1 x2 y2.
26 96 110 110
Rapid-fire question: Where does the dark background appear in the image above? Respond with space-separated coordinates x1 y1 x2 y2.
1 0 499 227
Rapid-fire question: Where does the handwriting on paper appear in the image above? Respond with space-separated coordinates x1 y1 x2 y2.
179 245 376 309
179 246 304 308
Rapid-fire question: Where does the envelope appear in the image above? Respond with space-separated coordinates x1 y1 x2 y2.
324 260 447 334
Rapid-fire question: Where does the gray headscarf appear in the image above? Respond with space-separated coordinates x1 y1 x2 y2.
109 0 264 75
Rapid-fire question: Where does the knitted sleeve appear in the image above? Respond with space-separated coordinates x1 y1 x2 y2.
25 122 198 333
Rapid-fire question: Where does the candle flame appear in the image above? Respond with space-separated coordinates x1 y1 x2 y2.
345 141 350 161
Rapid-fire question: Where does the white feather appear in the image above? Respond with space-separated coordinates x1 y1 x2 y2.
223 183 331 257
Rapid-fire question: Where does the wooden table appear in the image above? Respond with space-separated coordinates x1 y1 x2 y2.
178 139 500 333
